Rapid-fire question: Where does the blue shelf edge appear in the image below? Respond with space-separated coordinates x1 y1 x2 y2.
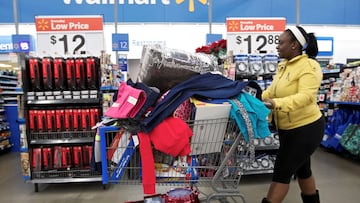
100 86 118 91
327 101 360 105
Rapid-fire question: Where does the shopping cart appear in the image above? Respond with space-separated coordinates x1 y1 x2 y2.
99 115 255 203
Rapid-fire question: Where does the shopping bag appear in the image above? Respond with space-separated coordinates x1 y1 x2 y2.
340 124 360 156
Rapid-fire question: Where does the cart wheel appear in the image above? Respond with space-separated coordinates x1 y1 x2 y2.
102 184 108 190
34 183 39 192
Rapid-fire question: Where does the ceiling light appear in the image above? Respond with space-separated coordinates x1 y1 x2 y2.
0 63 12 68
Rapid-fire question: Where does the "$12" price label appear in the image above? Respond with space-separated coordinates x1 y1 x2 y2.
50 34 85 55
231 34 280 54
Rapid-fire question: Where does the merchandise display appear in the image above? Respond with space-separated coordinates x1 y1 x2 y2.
0 70 21 151
22 56 103 192
319 63 360 158
0 1 358 203
234 54 278 80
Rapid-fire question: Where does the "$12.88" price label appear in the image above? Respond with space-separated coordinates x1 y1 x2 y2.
232 34 280 54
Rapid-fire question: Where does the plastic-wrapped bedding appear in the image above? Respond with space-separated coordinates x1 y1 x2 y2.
136 44 218 93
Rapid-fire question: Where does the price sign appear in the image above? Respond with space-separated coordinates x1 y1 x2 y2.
112 33 129 51
226 18 286 55
35 15 104 56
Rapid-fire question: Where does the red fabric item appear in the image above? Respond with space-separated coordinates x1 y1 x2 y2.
138 132 156 194
173 98 192 121
151 117 192 156
138 117 193 194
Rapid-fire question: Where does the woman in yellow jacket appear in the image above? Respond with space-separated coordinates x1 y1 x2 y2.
261 26 325 203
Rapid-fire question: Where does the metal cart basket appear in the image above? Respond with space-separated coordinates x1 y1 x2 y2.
99 116 256 203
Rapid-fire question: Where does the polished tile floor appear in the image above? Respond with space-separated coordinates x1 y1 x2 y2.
0 148 359 203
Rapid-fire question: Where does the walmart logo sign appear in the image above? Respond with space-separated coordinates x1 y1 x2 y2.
63 0 207 12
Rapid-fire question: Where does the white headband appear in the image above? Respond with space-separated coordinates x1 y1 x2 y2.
288 26 307 49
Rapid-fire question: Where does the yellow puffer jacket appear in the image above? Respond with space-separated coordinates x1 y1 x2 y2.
262 54 323 130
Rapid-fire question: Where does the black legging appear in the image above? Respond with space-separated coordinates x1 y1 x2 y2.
272 116 325 184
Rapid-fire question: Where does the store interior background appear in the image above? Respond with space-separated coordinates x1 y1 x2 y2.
0 1 359 202
1 0 360 80
1 23 360 81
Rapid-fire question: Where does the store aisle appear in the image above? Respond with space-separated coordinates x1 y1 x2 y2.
0 148 359 203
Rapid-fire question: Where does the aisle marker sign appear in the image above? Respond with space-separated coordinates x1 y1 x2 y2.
35 15 105 57
226 18 286 55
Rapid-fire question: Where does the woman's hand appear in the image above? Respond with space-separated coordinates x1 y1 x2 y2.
263 98 275 109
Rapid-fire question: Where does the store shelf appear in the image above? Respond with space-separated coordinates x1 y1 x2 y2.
100 86 118 91
0 75 17 80
0 81 18 86
0 144 13 151
29 177 102 184
29 170 102 183
322 69 340 74
27 98 100 105
0 136 10 142
30 137 94 145
29 131 96 145
327 101 360 106
0 91 24 95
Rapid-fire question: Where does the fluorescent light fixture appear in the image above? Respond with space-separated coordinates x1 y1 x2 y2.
0 63 12 68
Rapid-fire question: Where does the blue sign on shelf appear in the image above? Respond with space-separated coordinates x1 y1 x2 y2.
317 37 334 57
0 36 13 53
112 34 129 51
12 34 35 53
118 54 128 71
206 34 223 45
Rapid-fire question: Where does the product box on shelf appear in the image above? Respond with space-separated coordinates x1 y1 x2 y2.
82 145 93 168
55 109 65 132
31 148 42 171
46 110 56 132
90 108 99 128
37 110 47 132
42 147 53 170
75 58 86 89
42 57 54 90
53 146 62 169
73 109 82 131
29 57 42 91
64 109 74 131
61 146 72 169
53 57 66 90
81 109 91 131
73 146 83 168
28 110 36 132
86 57 98 89
65 58 76 90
